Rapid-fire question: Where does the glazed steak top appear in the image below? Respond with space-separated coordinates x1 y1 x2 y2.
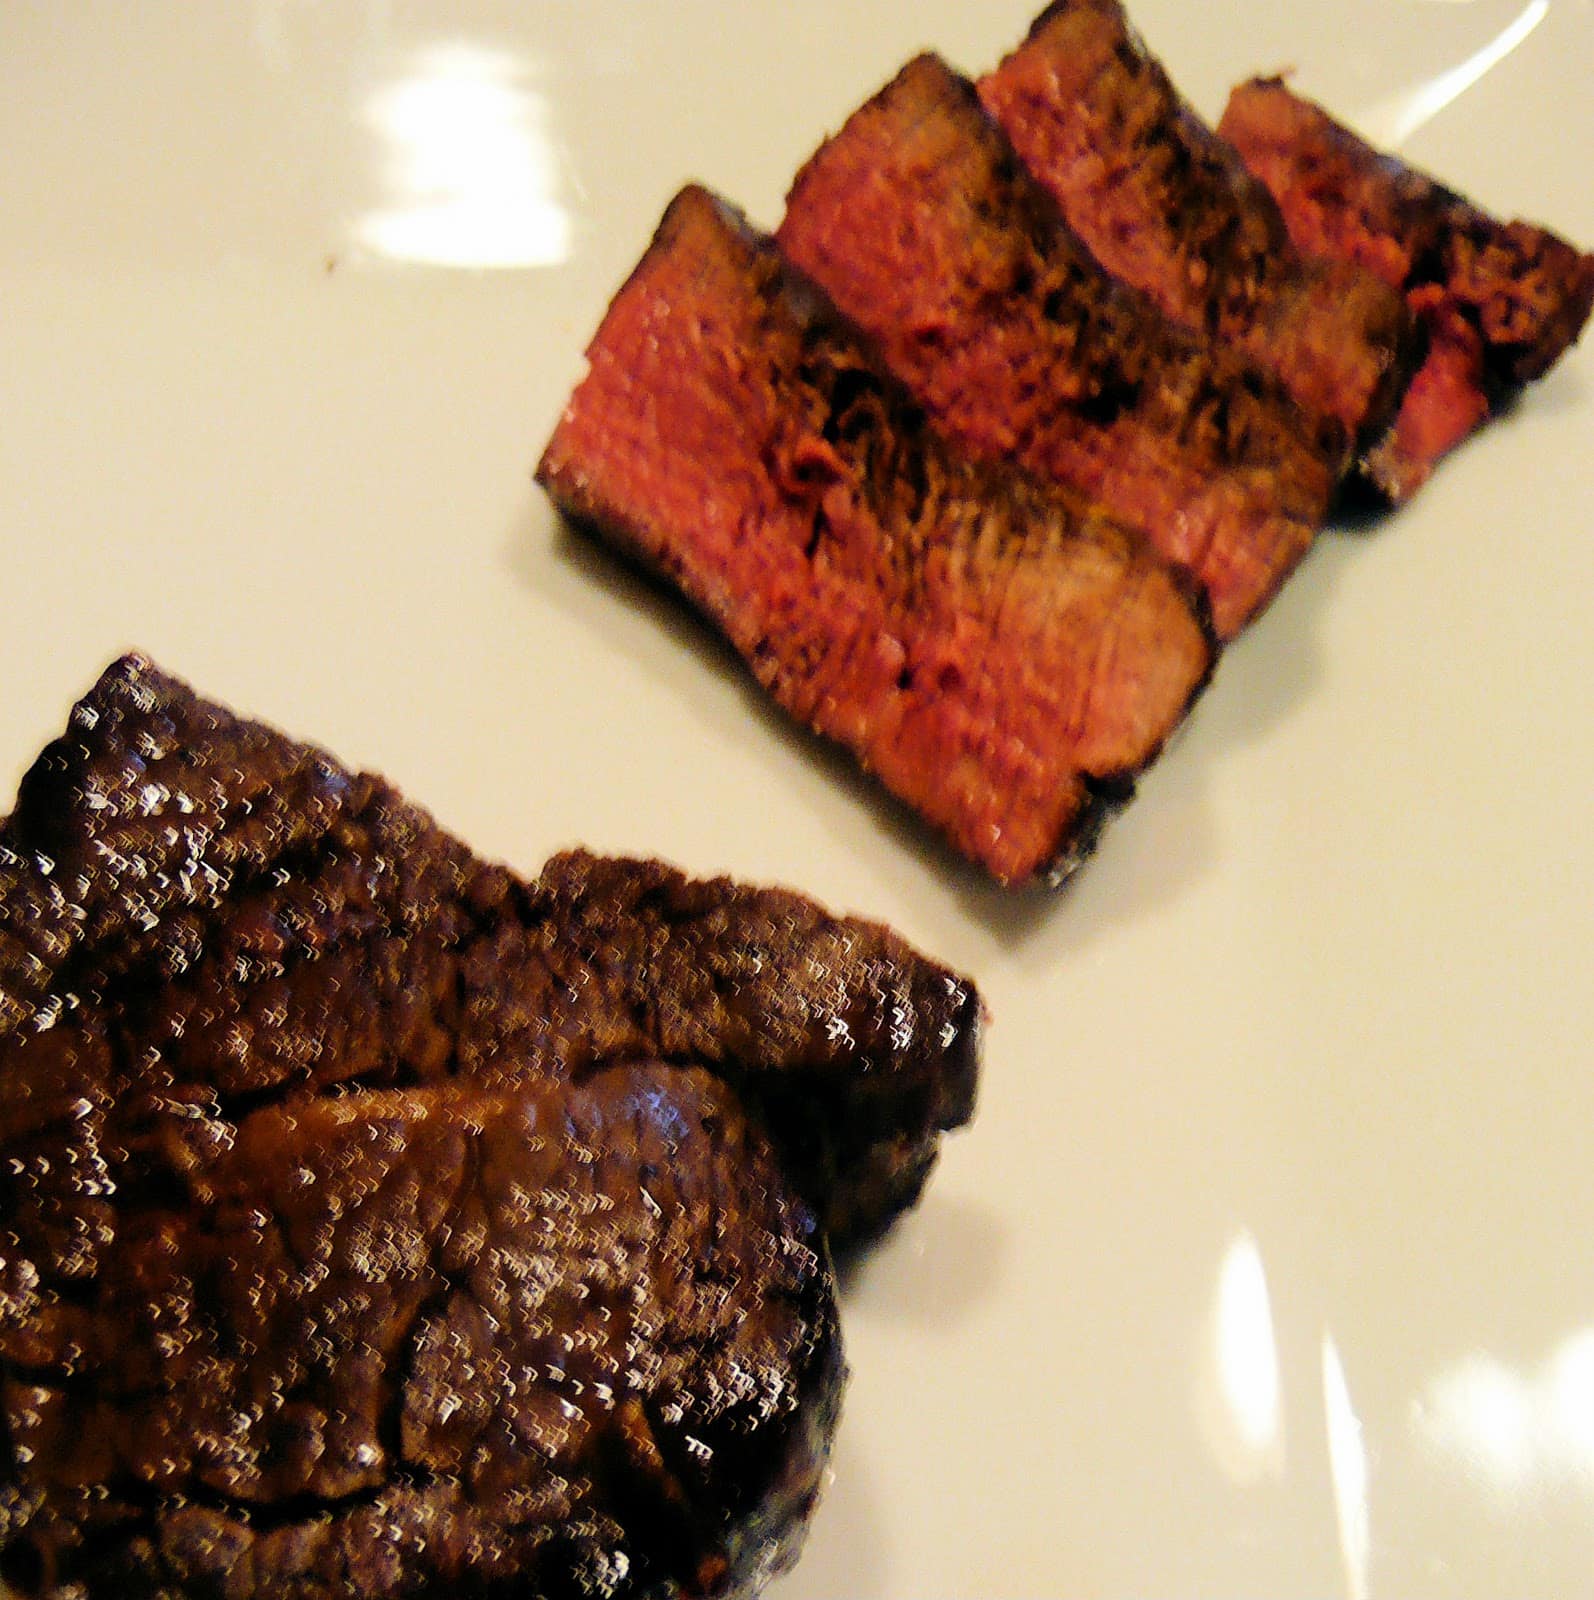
2 1068 839 1599
0 655 983 1597
0 656 980 1245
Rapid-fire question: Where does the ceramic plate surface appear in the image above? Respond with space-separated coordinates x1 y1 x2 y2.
2 2 1591 1594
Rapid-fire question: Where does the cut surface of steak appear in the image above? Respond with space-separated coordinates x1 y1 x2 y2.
539 185 1213 886
977 0 1415 458
0 654 985 1598
778 54 1339 639
1220 76 1594 499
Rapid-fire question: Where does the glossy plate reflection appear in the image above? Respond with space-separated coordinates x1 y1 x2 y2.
357 42 571 269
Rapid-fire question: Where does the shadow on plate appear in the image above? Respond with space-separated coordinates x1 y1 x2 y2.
834 1188 1007 1324
505 491 1370 953
764 1425 888 1600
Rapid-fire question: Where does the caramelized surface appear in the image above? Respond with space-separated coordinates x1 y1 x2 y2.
0 655 987 1596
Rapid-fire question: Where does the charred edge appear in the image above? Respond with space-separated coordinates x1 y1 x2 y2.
716 953 975 1231
1350 307 1432 478
1044 770 1139 887
688 1057 898 1250
708 1311 845 1596
932 977 983 1134
825 1138 942 1256
589 1399 713 1596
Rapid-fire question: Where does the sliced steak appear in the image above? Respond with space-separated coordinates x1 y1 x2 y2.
778 54 1340 639
977 0 1415 456
0 653 985 1598
539 185 1213 886
1220 76 1594 498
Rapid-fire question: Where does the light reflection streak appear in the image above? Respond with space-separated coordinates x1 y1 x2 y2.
1548 1330 1594 1468
1357 0 1550 147
1417 1353 1533 1490
1201 1231 1285 1481
1322 1334 1370 1600
1416 1329 1594 1497
357 42 571 269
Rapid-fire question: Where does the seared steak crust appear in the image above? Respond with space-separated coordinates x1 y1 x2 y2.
540 185 1213 885
779 54 1340 639
978 0 1415 457
1 1071 839 1600
1220 76 1594 498
0 654 983 1597
518 850 979 1244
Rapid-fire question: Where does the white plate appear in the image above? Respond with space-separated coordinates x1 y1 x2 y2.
2 2 1590 1595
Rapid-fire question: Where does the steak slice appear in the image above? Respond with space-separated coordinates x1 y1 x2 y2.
778 54 1340 640
977 0 1415 457
1220 76 1594 499
538 185 1213 887
0 653 985 1598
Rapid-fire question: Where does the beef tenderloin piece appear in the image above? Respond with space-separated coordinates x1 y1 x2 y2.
0 654 980 1244
1219 75 1594 499
2 1071 840 1600
977 0 1416 460
539 185 1214 887
0 653 985 1597
779 55 1341 640
514 850 980 1244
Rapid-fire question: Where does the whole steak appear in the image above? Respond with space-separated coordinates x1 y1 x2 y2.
0 655 982 1598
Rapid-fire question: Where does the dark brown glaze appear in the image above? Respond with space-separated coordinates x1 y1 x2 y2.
978 0 1415 458
539 185 1213 886
0 654 986 1597
515 850 979 1243
1 1072 839 1599
1220 76 1594 498
779 54 1340 639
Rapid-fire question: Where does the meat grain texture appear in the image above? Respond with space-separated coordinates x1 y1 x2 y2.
539 186 1214 886
977 0 1416 458
1220 76 1594 499
0 655 983 1599
779 54 1341 639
